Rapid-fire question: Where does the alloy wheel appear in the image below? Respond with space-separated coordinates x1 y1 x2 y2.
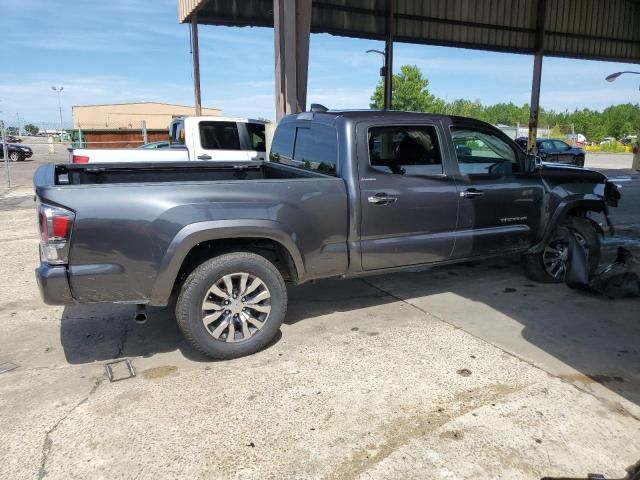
542 232 587 280
201 272 271 343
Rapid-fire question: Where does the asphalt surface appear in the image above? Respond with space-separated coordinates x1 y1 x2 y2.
0 147 638 479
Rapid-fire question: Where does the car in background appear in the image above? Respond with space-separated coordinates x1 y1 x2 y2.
1 135 22 143
0 143 32 162
620 135 637 146
600 137 617 146
515 137 585 167
138 140 170 149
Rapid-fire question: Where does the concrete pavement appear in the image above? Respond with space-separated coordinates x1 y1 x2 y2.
0 149 639 479
1 183 639 479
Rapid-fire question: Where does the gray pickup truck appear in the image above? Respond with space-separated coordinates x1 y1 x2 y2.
34 108 620 359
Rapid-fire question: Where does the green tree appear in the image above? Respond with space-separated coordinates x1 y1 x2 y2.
370 65 445 112
24 124 39 135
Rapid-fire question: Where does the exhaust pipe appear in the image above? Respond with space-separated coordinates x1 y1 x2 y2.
135 304 147 324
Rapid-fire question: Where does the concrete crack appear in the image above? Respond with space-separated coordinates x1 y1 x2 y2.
359 278 640 423
37 377 103 480
114 318 130 359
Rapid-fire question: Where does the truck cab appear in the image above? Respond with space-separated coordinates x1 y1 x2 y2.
169 116 268 162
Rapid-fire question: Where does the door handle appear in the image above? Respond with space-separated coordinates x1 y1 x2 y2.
197 154 212 160
460 188 484 199
368 193 397 205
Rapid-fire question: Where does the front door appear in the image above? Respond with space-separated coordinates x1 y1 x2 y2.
450 124 544 258
192 120 254 161
553 140 574 164
358 123 459 271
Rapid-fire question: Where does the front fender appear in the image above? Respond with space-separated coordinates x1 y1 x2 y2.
529 194 607 253
149 219 306 305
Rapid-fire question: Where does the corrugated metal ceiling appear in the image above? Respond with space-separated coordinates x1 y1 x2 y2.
179 0 640 63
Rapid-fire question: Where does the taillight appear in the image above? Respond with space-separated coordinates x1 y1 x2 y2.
38 203 75 265
72 155 90 164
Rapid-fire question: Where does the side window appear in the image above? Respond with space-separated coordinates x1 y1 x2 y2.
368 125 443 176
199 121 241 150
451 127 518 175
291 124 338 176
540 140 554 151
170 120 185 145
247 123 266 152
269 122 295 163
553 140 570 151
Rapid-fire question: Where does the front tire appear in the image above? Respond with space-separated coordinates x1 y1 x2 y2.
175 252 287 359
9 152 21 162
522 216 600 283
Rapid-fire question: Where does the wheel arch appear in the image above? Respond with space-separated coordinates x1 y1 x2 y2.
150 220 305 305
530 195 607 253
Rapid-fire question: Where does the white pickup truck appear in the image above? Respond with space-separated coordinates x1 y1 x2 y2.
71 116 269 164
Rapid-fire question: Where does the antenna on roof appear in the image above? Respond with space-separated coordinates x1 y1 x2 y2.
309 103 328 113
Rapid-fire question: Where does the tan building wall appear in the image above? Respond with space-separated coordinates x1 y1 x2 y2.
72 102 220 130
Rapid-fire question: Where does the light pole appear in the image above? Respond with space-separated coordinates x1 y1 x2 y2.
366 49 390 110
605 71 640 89
51 86 64 134
606 71 640 170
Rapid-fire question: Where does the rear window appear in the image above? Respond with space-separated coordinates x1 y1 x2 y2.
247 123 266 152
270 123 295 162
170 120 185 145
292 124 338 176
270 122 338 176
199 121 241 150
368 125 443 176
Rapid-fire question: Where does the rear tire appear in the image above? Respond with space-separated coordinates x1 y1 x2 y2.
175 252 287 359
522 216 600 283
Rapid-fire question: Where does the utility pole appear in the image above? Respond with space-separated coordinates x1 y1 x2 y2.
16 113 23 136
1 120 10 187
51 86 64 135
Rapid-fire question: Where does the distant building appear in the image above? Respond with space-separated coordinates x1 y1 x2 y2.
71 102 221 148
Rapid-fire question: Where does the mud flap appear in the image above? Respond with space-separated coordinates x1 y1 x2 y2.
564 227 591 290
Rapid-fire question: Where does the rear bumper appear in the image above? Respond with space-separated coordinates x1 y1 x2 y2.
35 263 75 305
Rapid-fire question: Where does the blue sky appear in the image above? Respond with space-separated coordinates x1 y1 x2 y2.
1 0 639 126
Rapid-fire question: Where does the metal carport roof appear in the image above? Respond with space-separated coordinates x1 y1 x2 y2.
179 0 640 64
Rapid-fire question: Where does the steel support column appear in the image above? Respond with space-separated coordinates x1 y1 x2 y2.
273 0 311 121
191 16 202 116
527 0 547 155
383 0 395 110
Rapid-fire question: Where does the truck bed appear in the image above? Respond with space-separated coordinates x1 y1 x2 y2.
49 161 323 186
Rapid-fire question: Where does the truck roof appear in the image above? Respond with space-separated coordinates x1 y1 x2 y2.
282 109 494 129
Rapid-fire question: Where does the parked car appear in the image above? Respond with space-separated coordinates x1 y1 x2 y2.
34 107 620 359
620 135 637 146
71 117 268 164
138 141 171 149
2 135 22 143
600 137 617 146
515 137 585 167
0 143 32 162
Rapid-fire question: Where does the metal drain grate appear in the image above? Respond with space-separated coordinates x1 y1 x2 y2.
104 359 136 382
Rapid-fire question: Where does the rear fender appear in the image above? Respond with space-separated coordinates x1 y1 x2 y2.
150 220 305 305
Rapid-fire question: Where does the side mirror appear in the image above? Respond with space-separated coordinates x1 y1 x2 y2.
523 155 542 173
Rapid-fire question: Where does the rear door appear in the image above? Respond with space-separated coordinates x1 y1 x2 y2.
357 122 459 270
449 124 544 259
192 120 253 161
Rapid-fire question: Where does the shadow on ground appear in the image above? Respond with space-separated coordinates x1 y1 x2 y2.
60 239 639 408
